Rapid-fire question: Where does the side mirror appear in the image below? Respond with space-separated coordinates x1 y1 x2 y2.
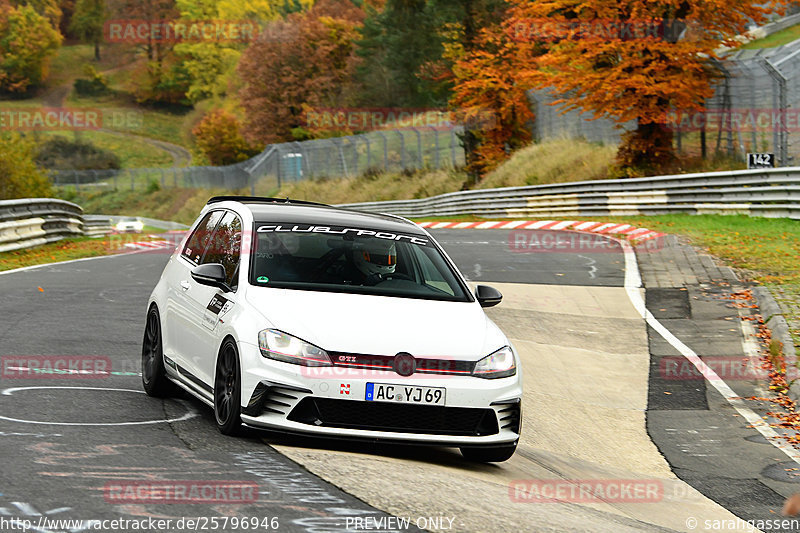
475 285 502 308
191 263 231 292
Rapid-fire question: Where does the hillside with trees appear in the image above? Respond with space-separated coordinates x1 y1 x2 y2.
0 0 787 199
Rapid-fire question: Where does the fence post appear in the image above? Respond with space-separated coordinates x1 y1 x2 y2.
430 126 440 168
762 58 788 166
450 129 457 167
396 130 405 170
414 127 422 168
277 149 282 188
364 134 372 171
351 138 358 176
335 139 348 178
377 131 388 171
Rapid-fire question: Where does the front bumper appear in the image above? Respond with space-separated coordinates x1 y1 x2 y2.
238 342 522 446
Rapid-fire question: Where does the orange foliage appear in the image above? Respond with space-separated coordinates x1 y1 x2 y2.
448 27 535 176
453 0 787 174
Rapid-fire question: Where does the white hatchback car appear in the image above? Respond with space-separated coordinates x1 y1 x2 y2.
115 216 144 233
143 197 522 461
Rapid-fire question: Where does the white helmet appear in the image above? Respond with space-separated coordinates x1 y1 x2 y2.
354 239 397 277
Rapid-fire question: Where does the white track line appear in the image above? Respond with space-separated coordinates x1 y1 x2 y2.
0 386 198 426
616 237 800 466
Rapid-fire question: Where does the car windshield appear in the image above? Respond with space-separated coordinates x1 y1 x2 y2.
121 217 139 222
250 223 471 302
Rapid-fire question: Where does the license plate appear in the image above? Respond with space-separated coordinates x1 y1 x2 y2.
365 383 445 405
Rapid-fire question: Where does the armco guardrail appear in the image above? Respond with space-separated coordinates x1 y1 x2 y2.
339 167 800 220
0 199 86 252
82 215 114 238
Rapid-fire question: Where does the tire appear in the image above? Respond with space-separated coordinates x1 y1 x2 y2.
141 306 175 397
460 443 518 463
214 339 242 435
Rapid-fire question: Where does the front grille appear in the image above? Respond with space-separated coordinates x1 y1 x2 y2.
328 351 475 376
287 397 499 436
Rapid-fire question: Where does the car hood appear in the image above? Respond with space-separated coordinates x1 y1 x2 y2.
245 287 507 361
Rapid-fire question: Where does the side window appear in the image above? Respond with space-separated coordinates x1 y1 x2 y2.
202 211 242 289
182 211 223 265
413 246 456 296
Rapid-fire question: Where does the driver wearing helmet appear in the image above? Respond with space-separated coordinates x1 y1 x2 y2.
351 239 397 285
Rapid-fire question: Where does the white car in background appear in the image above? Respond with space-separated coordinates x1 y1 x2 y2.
142 196 522 462
115 217 144 233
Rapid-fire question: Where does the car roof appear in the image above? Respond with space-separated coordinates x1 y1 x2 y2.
207 196 424 235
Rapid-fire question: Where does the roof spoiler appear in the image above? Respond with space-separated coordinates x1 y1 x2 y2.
206 196 330 208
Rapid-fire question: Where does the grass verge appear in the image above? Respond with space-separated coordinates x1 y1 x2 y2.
0 237 114 272
68 187 234 225
740 23 800 50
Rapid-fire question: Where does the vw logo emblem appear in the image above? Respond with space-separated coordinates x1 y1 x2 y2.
393 353 416 377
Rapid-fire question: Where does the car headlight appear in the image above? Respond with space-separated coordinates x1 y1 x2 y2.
472 346 516 379
258 329 332 367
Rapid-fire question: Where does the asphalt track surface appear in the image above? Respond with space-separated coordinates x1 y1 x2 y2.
0 229 796 532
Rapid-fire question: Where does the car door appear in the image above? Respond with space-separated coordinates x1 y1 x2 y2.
182 210 243 389
165 210 224 387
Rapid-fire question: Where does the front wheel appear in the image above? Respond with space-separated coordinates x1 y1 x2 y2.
141 306 175 397
460 443 517 463
214 339 242 435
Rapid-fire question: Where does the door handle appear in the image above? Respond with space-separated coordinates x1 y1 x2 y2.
180 280 191 291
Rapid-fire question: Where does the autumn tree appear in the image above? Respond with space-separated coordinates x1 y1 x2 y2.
193 109 259 165
0 133 53 200
70 0 105 60
0 2 62 93
447 23 534 176
11 0 61 28
238 0 365 144
113 0 190 104
173 0 281 103
356 0 446 107
504 1 784 174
